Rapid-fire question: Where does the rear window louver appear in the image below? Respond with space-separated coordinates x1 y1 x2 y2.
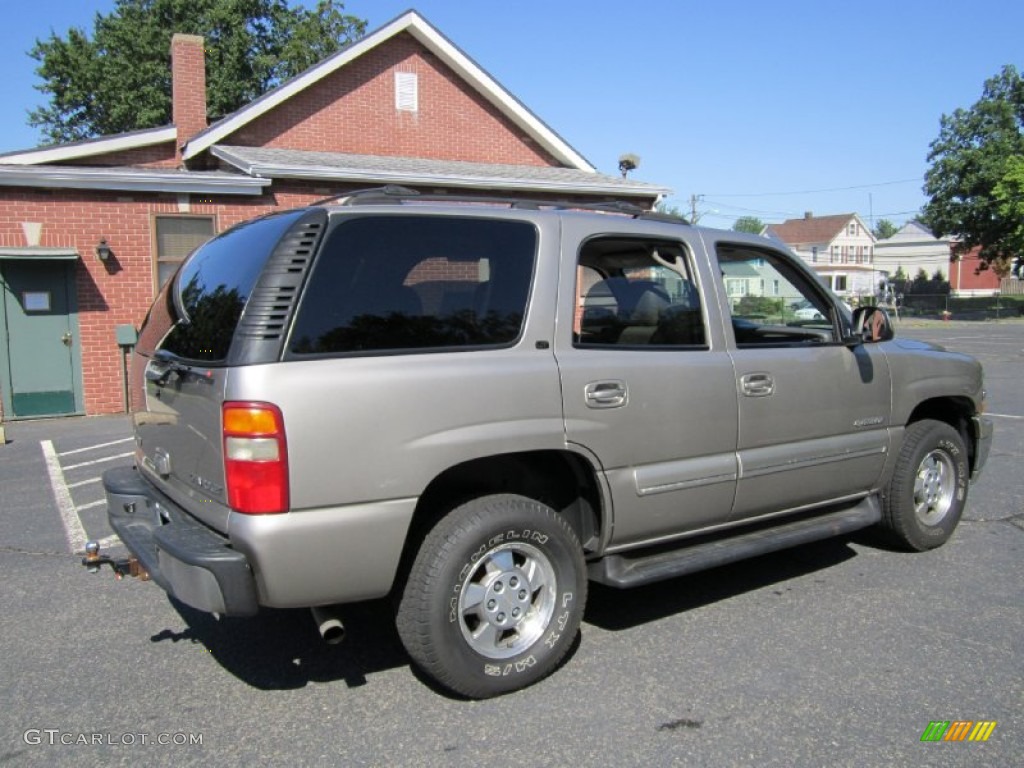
230 209 327 364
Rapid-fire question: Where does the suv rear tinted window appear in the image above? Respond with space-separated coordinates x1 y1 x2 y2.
137 210 309 362
288 215 537 355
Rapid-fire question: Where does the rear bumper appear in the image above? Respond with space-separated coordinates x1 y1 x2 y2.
103 466 259 616
104 466 418 613
970 415 993 481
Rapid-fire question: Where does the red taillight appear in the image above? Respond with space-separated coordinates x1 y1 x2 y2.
223 401 289 514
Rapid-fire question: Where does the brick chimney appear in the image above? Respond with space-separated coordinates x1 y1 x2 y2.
171 34 208 163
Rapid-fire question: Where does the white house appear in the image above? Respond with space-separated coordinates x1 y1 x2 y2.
762 212 877 298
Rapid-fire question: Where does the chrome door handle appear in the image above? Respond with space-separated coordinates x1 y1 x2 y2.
740 372 774 397
585 380 627 408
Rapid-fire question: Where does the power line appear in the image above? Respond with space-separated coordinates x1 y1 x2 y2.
703 178 923 198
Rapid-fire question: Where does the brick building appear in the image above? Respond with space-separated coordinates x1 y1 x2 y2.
0 10 667 420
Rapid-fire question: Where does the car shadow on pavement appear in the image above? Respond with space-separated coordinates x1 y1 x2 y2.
153 597 411 692
584 536 859 631
147 537 859 692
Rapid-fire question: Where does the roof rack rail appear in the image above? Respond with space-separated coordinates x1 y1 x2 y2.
310 185 420 206
311 186 690 224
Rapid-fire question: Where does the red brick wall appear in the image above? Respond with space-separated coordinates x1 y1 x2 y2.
230 33 559 167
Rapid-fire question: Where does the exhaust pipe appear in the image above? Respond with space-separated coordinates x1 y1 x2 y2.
311 606 345 645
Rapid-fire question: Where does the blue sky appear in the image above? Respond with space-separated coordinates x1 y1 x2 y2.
2 0 1022 229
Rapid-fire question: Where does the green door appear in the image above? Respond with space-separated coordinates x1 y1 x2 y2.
1 259 80 417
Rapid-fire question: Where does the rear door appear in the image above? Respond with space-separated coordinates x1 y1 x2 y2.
555 220 739 550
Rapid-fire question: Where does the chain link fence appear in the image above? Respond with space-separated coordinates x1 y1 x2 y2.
886 293 1024 320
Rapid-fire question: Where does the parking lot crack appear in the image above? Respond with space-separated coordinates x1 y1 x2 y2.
0 545 79 560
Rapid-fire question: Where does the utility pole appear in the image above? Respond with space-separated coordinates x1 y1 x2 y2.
690 194 704 224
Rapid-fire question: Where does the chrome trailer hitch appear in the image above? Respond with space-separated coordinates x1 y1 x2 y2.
81 540 149 581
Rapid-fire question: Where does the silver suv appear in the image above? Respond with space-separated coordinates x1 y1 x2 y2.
96 189 992 697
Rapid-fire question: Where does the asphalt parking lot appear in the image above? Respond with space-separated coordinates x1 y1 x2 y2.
0 320 1020 767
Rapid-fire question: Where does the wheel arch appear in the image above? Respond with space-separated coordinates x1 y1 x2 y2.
905 396 977 470
391 449 605 596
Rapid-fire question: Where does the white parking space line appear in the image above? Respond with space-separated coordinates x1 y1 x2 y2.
95 534 121 549
41 440 87 554
988 413 1023 420
67 477 102 489
57 437 133 457
75 499 107 512
62 452 134 471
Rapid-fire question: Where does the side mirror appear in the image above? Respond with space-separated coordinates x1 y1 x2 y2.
847 306 895 345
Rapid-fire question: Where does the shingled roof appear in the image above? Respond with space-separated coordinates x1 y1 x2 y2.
766 213 859 246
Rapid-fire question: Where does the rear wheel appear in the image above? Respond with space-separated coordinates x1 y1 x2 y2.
881 419 969 551
396 494 586 698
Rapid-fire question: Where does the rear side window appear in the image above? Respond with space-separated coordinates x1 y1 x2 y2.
139 210 309 362
288 216 537 355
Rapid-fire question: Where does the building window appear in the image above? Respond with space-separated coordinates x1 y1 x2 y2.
833 275 848 292
155 215 216 289
395 72 418 112
848 223 857 235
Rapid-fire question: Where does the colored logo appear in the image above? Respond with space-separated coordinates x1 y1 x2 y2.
921 721 997 742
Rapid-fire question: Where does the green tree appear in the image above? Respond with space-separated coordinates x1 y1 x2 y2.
655 200 686 220
732 216 765 234
28 0 365 144
922 65 1024 276
993 154 1024 276
873 219 899 240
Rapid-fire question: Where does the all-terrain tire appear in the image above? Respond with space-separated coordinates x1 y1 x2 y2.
396 494 587 698
881 419 969 551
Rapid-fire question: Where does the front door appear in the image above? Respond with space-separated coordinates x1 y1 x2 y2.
1 259 80 417
710 239 892 520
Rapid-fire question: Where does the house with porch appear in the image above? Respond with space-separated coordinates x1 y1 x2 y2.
762 212 877 299
0 10 668 420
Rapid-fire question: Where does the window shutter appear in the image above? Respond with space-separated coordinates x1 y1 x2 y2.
395 72 418 113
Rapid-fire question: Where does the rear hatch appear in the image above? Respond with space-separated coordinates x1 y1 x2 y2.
131 208 326 531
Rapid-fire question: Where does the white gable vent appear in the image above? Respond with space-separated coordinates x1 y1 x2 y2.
395 71 418 113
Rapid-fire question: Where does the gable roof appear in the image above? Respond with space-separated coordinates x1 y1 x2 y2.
0 125 176 165
766 213 871 246
183 10 594 172
212 145 667 199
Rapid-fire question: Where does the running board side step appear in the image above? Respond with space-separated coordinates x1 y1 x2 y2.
589 496 881 588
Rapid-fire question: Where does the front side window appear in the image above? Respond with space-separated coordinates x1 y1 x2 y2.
288 216 536 355
575 237 706 348
717 244 836 346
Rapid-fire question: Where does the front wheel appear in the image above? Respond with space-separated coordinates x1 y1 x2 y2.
396 494 587 698
881 419 969 551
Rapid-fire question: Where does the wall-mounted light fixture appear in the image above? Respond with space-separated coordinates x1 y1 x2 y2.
95 238 112 261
